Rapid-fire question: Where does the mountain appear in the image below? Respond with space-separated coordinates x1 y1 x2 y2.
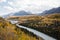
3 10 32 18
11 10 32 16
39 7 60 15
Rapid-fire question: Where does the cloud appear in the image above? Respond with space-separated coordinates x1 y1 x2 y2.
0 0 6 3
0 0 60 15
7 0 60 13
4 6 13 11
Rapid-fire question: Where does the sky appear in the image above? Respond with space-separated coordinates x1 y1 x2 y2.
0 0 60 16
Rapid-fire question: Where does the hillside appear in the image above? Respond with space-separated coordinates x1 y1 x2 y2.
0 17 42 40
39 7 60 15
20 13 60 40
19 13 60 40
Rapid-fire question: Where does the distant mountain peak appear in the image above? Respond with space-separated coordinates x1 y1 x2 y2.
3 10 33 18
12 10 32 16
39 7 60 15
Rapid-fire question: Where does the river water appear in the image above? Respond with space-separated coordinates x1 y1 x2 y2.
16 24 56 40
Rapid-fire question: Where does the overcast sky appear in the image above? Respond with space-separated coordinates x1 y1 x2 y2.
0 0 60 16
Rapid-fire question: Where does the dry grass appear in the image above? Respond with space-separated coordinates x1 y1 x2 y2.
0 17 42 40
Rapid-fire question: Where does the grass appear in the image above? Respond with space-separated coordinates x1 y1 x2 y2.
8 13 60 40
0 17 42 40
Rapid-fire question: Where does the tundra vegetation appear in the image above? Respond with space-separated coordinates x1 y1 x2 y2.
0 17 42 40
8 13 60 40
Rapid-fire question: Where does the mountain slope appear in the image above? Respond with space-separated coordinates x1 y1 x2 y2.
40 7 60 15
3 10 32 18
12 10 31 16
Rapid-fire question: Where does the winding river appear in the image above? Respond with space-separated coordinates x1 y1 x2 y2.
10 20 56 40
16 24 56 40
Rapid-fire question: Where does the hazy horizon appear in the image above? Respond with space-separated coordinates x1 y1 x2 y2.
0 0 60 16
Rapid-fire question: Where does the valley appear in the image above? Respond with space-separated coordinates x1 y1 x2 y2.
7 13 60 40
0 0 60 40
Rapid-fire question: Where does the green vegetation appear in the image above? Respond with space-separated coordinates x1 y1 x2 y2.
0 17 42 40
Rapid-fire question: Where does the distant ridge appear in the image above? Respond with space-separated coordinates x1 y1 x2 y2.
12 10 32 16
39 7 60 15
3 10 33 18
